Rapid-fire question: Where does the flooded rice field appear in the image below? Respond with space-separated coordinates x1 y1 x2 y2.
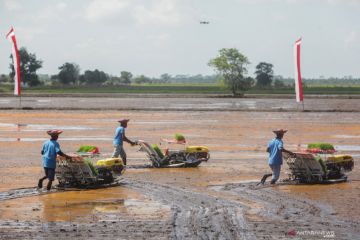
0 106 359 239
1 96 360 112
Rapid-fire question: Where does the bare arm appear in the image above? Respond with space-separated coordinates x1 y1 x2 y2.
123 133 136 146
57 151 72 159
282 148 296 156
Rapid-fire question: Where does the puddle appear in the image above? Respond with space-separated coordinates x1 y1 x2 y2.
135 119 218 124
0 123 95 131
0 187 170 222
335 145 360 151
332 135 360 139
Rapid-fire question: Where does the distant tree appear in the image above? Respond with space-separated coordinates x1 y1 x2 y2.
0 74 11 84
134 75 151 84
105 76 121 86
274 79 285 88
57 62 80 85
50 74 58 84
160 73 171 83
10 47 43 87
120 71 133 85
255 62 273 88
80 69 108 86
208 48 251 96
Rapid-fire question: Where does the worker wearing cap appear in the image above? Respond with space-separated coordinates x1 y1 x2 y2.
112 119 136 165
267 129 295 184
38 130 71 191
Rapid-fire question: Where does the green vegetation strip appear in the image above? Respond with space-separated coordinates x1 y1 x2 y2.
23 84 227 94
1 84 360 95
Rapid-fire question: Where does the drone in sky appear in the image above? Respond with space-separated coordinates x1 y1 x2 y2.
200 21 210 24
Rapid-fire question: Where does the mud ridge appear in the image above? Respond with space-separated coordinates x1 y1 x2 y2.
123 179 256 240
0 219 171 240
214 182 360 239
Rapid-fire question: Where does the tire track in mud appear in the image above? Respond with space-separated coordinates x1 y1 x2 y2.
0 187 51 201
0 181 255 240
123 179 255 240
0 219 171 240
4 181 359 239
215 182 360 240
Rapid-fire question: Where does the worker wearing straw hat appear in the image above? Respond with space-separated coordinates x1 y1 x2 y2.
38 130 72 191
266 129 295 184
112 119 136 165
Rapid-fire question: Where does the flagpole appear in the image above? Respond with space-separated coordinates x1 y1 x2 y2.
7 27 22 107
302 100 305 111
19 96 22 109
294 37 304 110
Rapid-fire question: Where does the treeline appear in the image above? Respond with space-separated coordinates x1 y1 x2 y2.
1 47 359 93
0 47 221 87
274 76 360 87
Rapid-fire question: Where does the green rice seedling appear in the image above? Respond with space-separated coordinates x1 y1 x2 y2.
314 155 328 175
84 158 98 176
152 144 165 159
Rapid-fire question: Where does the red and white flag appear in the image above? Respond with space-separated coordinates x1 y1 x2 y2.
294 38 303 102
6 27 21 96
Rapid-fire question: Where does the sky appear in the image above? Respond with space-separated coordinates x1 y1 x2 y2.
0 0 359 78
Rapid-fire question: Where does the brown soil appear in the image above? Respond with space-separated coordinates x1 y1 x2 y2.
0 107 359 239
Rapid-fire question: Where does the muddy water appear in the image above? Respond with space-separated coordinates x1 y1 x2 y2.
277 181 360 220
1 96 360 111
0 187 170 222
0 110 359 238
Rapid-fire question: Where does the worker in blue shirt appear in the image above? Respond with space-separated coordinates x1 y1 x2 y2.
38 130 71 191
112 119 136 165
267 129 295 184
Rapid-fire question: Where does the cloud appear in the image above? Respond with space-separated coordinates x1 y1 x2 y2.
327 0 360 7
3 0 22 10
133 0 185 25
344 31 358 47
56 2 67 10
84 0 129 21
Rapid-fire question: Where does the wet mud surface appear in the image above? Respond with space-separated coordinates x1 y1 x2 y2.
1 96 360 111
0 106 360 239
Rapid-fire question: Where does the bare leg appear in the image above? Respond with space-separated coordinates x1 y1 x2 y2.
46 180 53 191
38 176 47 188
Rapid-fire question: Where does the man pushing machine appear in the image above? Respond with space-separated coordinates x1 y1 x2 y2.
38 130 72 191
112 119 136 165
259 129 295 185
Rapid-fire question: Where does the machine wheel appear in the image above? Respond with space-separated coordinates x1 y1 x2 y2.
152 160 161 168
184 161 202 167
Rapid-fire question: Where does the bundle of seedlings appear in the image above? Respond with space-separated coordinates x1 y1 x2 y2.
84 158 98 176
174 133 186 142
152 144 165 159
307 143 335 153
77 145 99 154
314 155 328 175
